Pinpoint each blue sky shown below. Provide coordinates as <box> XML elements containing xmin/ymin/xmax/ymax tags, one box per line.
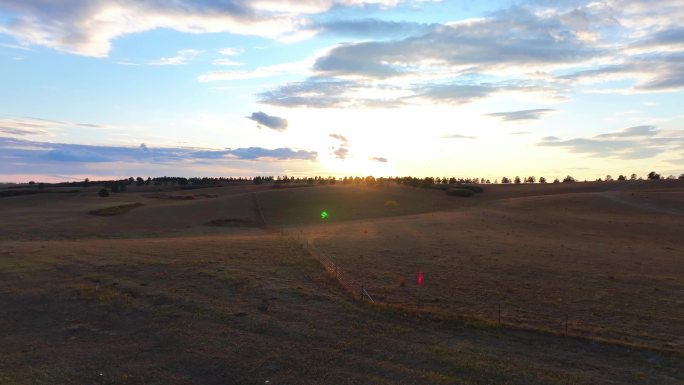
<box><xmin>0</xmin><ymin>0</ymin><xmax>682</xmax><ymax>182</ymax></box>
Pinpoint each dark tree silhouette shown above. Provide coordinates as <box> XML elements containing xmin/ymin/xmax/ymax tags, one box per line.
<box><xmin>539</xmin><ymin>176</ymin><xmax>546</xmax><ymax>183</ymax></box>
<box><xmin>647</xmin><ymin>171</ymin><xmax>661</xmax><ymax>180</ymax></box>
<box><xmin>617</xmin><ymin>175</ymin><xmax>626</xmax><ymax>181</ymax></box>
<box><xmin>563</xmin><ymin>175</ymin><xmax>576</xmax><ymax>183</ymax></box>
<box><xmin>514</xmin><ymin>176</ymin><xmax>521</xmax><ymax>184</ymax></box>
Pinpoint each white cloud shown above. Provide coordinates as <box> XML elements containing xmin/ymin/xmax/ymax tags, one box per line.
<box><xmin>150</xmin><ymin>49</ymin><xmax>201</xmax><ymax>65</ymax></box>
<box><xmin>212</xmin><ymin>58</ymin><xmax>244</xmax><ymax>66</ymax></box>
<box><xmin>218</xmin><ymin>47</ymin><xmax>243</xmax><ymax>56</ymax></box>
<box><xmin>198</xmin><ymin>57</ymin><xmax>314</xmax><ymax>82</ymax></box>
<box><xmin>0</xmin><ymin>0</ymin><xmax>404</xmax><ymax>57</ymax></box>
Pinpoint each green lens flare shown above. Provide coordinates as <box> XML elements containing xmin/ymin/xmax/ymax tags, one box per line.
<box><xmin>320</xmin><ymin>211</ymin><xmax>328</xmax><ymax>219</ymax></box>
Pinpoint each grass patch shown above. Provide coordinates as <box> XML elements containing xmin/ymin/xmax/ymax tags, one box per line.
<box><xmin>446</xmin><ymin>188</ymin><xmax>475</xmax><ymax>197</ymax></box>
<box><xmin>89</xmin><ymin>202</ymin><xmax>144</xmax><ymax>216</ymax></box>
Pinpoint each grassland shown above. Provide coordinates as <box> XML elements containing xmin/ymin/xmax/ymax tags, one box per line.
<box><xmin>0</xmin><ymin>180</ymin><xmax>682</xmax><ymax>384</ymax></box>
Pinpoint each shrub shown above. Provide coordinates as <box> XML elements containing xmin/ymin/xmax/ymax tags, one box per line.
<box><xmin>98</xmin><ymin>188</ymin><xmax>110</xmax><ymax>197</ymax></box>
<box><xmin>460</xmin><ymin>185</ymin><xmax>483</xmax><ymax>193</ymax></box>
<box><xmin>446</xmin><ymin>188</ymin><xmax>474</xmax><ymax>197</ymax></box>
<box><xmin>384</xmin><ymin>199</ymin><xmax>400</xmax><ymax>208</ymax></box>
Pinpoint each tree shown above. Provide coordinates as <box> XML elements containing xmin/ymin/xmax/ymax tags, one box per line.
<box><xmin>514</xmin><ymin>176</ymin><xmax>521</xmax><ymax>184</ymax></box>
<box><xmin>253</xmin><ymin>176</ymin><xmax>264</xmax><ymax>185</ymax></box>
<box><xmin>136</xmin><ymin>177</ymin><xmax>145</xmax><ymax>186</ymax></box>
<box><xmin>539</xmin><ymin>176</ymin><xmax>546</xmax><ymax>183</ymax></box>
<box><xmin>647</xmin><ymin>171</ymin><xmax>661</xmax><ymax>180</ymax></box>
<box><xmin>679</xmin><ymin>174</ymin><xmax>684</xmax><ymax>180</ymax></box>
<box><xmin>630</xmin><ymin>173</ymin><xmax>638</xmax><ymax>181</ymax></box>
<box><xmin>526</xmin><ymin>176</ymin><xmax>536</xmax><ymax>183</ymax></box>
<box><xmin>553</xmin><ymin>178</ymin><xmax>560</xmax><ymax>184</ymax></box>
<box><xmin>98</xmin><ymin>188</ymin><xmax>110</xmax><ymax>197</ymax></box>
<box><xmin>563</xmin><ymin>175</ymin><xmax>576</xmax><ymax>183</ymax></box>
<box><xmin>501</xmin><ymin>177</ymin><xmax>511</xmax><ymax>184</ymax></box>
<box><xmin>617</xmin><ymin>175</ymin><xmax>626</xmax><ymax>181</ymax></box>
<box><xmin>605</xmin><ymin>175</ymin><xmax>613</xmax><ymax>182</ymax></box>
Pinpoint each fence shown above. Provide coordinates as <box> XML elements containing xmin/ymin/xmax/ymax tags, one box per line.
<box><xmin>250</xmin><ymin>192</ymin><xmax>676</xmax><ymax>353</ymax></box>
<box><xmin>252</xmin><ymin>192</ymin><xmax>374</xmax><ymax>302</ymax></box>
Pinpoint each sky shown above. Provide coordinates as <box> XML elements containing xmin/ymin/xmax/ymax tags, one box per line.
<box><xmin>0</xmin><ymin>0</ymin><xmax>683</xmax><ymax>183</ymax></box>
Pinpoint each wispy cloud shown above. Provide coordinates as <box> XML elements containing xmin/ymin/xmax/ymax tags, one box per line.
<box><xmin>0</xmin><ymin>116</ymin><xmax>106</xmax><ymax>139</ymax></box>
<box><xmin>487</xmin><ymin>109</ymin><xmax>556</xmax><ymax>121</ymax></box>
<box><xmin>150</xmin><ymin>49</ymin><xmax>201</xmax><ymax>65</ymax></box>
<box><xmin>0</xmin><ymin>137</ymin><xmax>317</xmax><ymax>170</ymax></box>
<box><xmin>369</xmin><ymin>156</ymin><xmax>387</xmax><ymax>162</ymax></box>
<box><xmin>538</xmin><ymin>125</ymin><xmax>684</xmax><ymax>159</ymax></box>
<box><xmin>329</xmin><ymin>133</ymin><xmax>348</xmax><ymax>143</ymax></box>
<box><xmin>442</xmin><ymin>134</ymin><xmax>476</xmax><ymax>139</ymax></box>
<box><xmin>0</xmin><ymin>0</ymin><xmax>402</xmax><ymax>57</ymax></box>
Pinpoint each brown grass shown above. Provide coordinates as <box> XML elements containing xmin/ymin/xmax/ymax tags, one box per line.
<box><xmin>89</xmin><ymin>202</ymin><xmax>144</xmax><ymax>216</ymax></box>
<box><xmin>0</xmin><ymin>180</ymin><xmax>683</xmax><ymax>384</ymax></box>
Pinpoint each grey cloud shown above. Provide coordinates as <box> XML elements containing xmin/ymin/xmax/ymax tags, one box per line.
<box><xmin>487</xmin><ymin>108</ymin><xmax>555</xmax><ymax>121</ymax></box>
<box><xmin>0</xmin><ymin>137</ymin><xmax>318</xmax><ymax>171</ymax></box>
<box><xmin>511</xmin><ymin>131</ymin><xmax>531</xmax><ymax>135</ymax></box>
<box><xmin>246</xmin><ymin>111</ymin><xmax>288</xmax><ymax>131</ymax></box>
<box><xmin>228</xmin><ymin>147</ymin><xmax>317</xmax><ymax>161</ymax></box>
<box><xmin>258</xmin><ymin>77</ymin><xmax>403</xmax><ymax>108</ymax></box>
<box><xmin>413</xmin><ymin>84</ymin><xmax>494</xmax><ymax>105</ymax></box>
<box><xmin>594</xmin><ymin>125</ymin><xmax>656</xmax><ymax>139</ymax></box>
<box><xmin>538</xmin><ymin>125</ymin><xmax>684</xmax><ymax>160</ymax></box>
<box><xmin>631</xmin><ymin>27</ymin><xmax>684</xmax><ymax>49</ymax></box>
<box><xmin>369</xmin><ymin>156</ymin><xmax>387</xmax><ymax>162</ymax></box>
<box><xmin>329</xmin><ymin>134</ymin><xmax>348</xmax><ymax>143</ymax></box>
<box><xmin>0</xmin><ymin>0</ymin><xmax>401</xmax><ymax>57</ymax></box>
<box><xmin>561</xmin><ymin>53</ymin><xmax>684</xmax><ymax>92</ymax></box>
<box><xmin>312</xmin><ymin>7</ymin><xmax>600</xmax><ymax>79</ymax></box>
<box><xmin>333</xmin><ymin>146</ymin><xmax>349</xmax><ymax>159</ymax></box>
<box><xmin>316</xmin><ymin>19</ymin><xmax>434</xmax><ymax>39</ymax></box>
<box><xmin>0</xmin><ymin>126</ymin><xmax>39</xmax><ymax>136</ymax></box>
<box><xmin>442</xmin><ymin>134</ymin><xmax>476</xmax><ymax>139</ymax></box>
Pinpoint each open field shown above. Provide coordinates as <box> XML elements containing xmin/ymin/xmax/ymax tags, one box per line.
<box><xmin>1</xmin><ymin>180</ymin><xmax>683</xmax><ymax>384</ymax></box>
<box><xmin>290</xmin><ymin>183</ymin><xmax>684</xmax><ymax>353</ymax></box>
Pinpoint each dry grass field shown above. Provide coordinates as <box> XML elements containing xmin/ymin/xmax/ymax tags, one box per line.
<box><xmin>1</xmin><ymin>180</ymin><xmax>682</xmax><ymax>384</ymax></box>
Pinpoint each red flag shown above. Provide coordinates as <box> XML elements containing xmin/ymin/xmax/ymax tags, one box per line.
<box><xmin>418</xmin><ymin>271</ymin><xmax>424</xmax><ymax>286</ymax></box>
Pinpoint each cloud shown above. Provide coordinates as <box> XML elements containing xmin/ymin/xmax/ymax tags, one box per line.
<box><xmin>315</xmin><ymin>19</ymin><xmax>433</xmax><ymax>39</ymax></box>
<box><xmin>0</xmin><ymin>0</ymin><xmax>401</xmax><ymax>57</ymax></box>
<box><xmin>258</xmin><ymin>77</ymin><xmax>364</xmax><ymax>108</ymax></box>
<box><xmin>212</xmin><ymin>59</ymin><xmax>244</xmax><ymax>66</ymax></box>
<box><xmin>218</xmin><ymin>47</ymin><xmax>243</xmax><ymax>56</ymax></box>
<box><xmin>150</xmin><ymin>49</ymin><xmax>201</xmax><ymax>65</ymax></box>
<box><xmin>412</xmin><ymin>84</ymin><xmax>495</xmax><ymax>105</ymax></box>
<box><xmin>198</xmin><ymin>58</ymin><xmax>312</xmax><ymax>82</ymax></box>
<box><xmin>442</xmin><ymin>134</ymin><xmax>476</xmax><ymax>139</ymax></box>
<box><xmin>0</xmin><ymin>137</ymin><xmax>317</xmax><ymax>171</ymax></box>
<box><xmin>225</xmin><ymin>147</ymin><xmax>317</xmax><ymax>161</ymax></box>
<box><xmin>246</xmin><ymin>111</ymin><xmax>288</xmax><ymax>131</ymax></box>
<box><xmin>311</xmin><ymin>7</ymin><xmax>601</xmax><ymax>80</ymax></box>
<box><xmin>329</xmin><ymin>134</ymin><xmax>348</xmax><ymax>143</ymax></box>
<box><xmin>538</xmin><ymin>125</ymin><xmax>684</xmax><ymax>159</ymax></box>
<box><xmin>0</xmin><ymin>116</ymin><xmax>107</xmax><ymax>138</ymax></box>
<box><xmin>487</xmin><ymin>108</ymin><xmax>555</xmax><ymax>121</ymax></box>
<box><xmin>560</xmin><ymin>52</ymin><xmax>684</xmax><ymax>92</ymax></box>
<box><xmin>369</xmin><ymin>156</ymin><xmax>387</xmax><ymax>162</ymax></box>
<box><xmin>333</xmin><ymin>146</ymin><xmax>349</xmax><ymax>159</ymax></box>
